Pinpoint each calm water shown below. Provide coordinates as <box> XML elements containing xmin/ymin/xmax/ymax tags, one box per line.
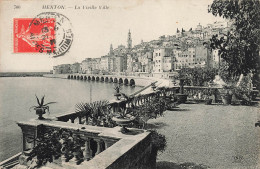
<box><xmin>0</xmin><ymin>77</ymin><xmax>141</xmax><ymax>161</ymax></box>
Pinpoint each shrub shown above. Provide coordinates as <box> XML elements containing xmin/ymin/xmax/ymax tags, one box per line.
<box><xmin>176</xmin><ymin>67</ymin><xmax>218</xmax><ymax>86</ymax></box>
<box><xmin>149</xmin><ymin>130</ymin><xmax>167</xmax><ymax>154</ymax></box>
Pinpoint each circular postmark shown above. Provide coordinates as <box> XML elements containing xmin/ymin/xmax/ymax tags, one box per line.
<box><xmin>29</xmin><ymin>12</ymin><xmax>73</xmax><ymax>58</ymax></box>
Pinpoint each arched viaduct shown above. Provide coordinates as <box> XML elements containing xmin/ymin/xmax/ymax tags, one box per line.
<box><xmin>67</xmin><ymin>74</ymin><xmax>157</xmax><ymax>87</ymax></box>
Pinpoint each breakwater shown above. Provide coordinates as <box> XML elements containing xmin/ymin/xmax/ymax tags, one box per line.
<box><xmin>0</xmin><ymin>72</ymin><xmax>50</xmax><ymax>77</ymax></box>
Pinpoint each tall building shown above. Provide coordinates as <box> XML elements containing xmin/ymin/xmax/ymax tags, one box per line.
<box><xmin>127</xmin><ymin>29</ymin><xmax>132</xmax><ymax>49</ymax></box>
<box><xmin>53</xmin><ymin>64</ymin><xmax>71</xmax><ymax>74</ymax></box>
<box><xmin>153</xmin><ymin>47</ymin><xmax>174</xmax><ymax>73</ymax></box>
<box><xmin>139</xmin><ymin>51</ymin><xmax>153</xmax><ymax>72</ymax></box>
<box><xmin>109</xmin><ymin>44</ymin><xmax>114</xmax><ymax>55</ymax></box>
<box><xmin>71</xmin><ymin>62</ymin><xmax>81</xmax><ymax>73</ymax></box>
<box><xmin>80</xmin><ymin>58</ymin><xmax>100</xmax><ymax>74</ymax></box>
<box><xmin>195</xmin><ymin>44</ymin><xmax>211</xmax><ymax>68</ymax></box>
<box><xmin>114</xmin><ymin>56</ymin><xmax>124</xmax><ymax>72</ymax></box>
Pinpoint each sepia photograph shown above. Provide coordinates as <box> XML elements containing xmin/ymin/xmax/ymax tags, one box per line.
<box><xmin>0</xmin><ymin>0</ymin><xmax>259</xmax><ymax>168</ymax></box>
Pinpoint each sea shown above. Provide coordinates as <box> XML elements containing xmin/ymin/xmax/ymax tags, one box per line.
<box><xmin>0</xmin><ymin>77</ymin><xmax>142</xmax><ymax>161</ymax></box>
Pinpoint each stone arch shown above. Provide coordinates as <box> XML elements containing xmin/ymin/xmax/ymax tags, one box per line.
<box><xmin>114</xmin><ymin>78</ymin><xmax>118</xmax><ymax>83</ymax></box>
<box><xmin>71</xmin><ymin>75</ymin><xmax>74</xmax><ymax>79</ymax></box>
<box><xmin>84</xmin><ymin>76</ymin><xmax>87</xmax><ymax>80</ymax></box>
<box><xmin>124</xmin><ymin>79</ymin><xmax>129</xmax><ymax>85</ymax></box>
<box><xmin>91</xmin><ymin>76</ymin><xmax>95</xmax><ymax>81</ymax></box>
<box><xmin>105</xmin><ymin>77</ymin><xmax>109</xmax><ymax>82</ymax></box>
<box><xmin>109</xmin><ymin>77</ymin><xmax>113</xmax><ymax>83</ymax></box>
<box><xmin>101</xmin><ymin>77</ymin><xmax>104</xmax><ymax>82</ymax></box>
<box><xmin>77</xmin><ymin>75</ymin><xmax>80</xmax><ymax>80</ymax></box>
<box><xmin>88</xmin><ymin>76</ymin><xmax>91</xmax><ymax>81</ymax></box>
<box><xmin>129</xmin><ymin>79</ymin><xmax>135</xmax><ymax>86</ymax></box>
<box><xmin>96</xmin><ymin>76</ymin><xmax>100</xmax><ymax>81</ymax></box>
<box><xmin>80</xmin><ymin>76</ymin><xmax>83</xmax><ymax>80</ymax></box>
<box><xmin>67</xmin><ymin>75</ymin><xmax>71</xmax><ymax>79</ymax></box>
<box><xmin>119</xmin><ymin>78</ymin><xmax>123</xmax><ymax>84</ymax></box>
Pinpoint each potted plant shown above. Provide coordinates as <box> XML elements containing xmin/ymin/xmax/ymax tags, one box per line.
<box><xmin>218</xmin><ymin>85</ymin><xmax>233</xmax><ymax>105</ymax></box>
<box><xmin>176</xmin><ymin>78</ymin><xmax>188</xmax><ymax>103</ymax></box>
<box><xmin>30</xmin><ymin>95</ymin><xmax>56</xmax><ymax>120</ymax></box>
<box><xmin>114</xmin><ymin>84</ymin><xmax>122</xmax><ymax>100</ymax></box>
<box><xmin>151</xmin><ymin>82</ymin><xmax>157</xmax><ymax>91</ymax></box>
<box><xmin>204</xmin><ymin>95</ymin><xmax>213</xmax><ymax>105</ymax></box>
<box><xmin>112</xmin><ymin>108</ymin><xmax>135</xmax><ymax>133</ymax></box>
<box><xmin>25</xmin><ymin>129</ymin><xmax>62</xmax><ymax>168</ymax></box>
<box><xmin>76</xmin><ymin>100</ymin><xmax>110</xmax><ymax>126</ymax></box>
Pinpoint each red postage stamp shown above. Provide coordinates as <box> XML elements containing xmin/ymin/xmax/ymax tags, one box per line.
<box><xmin>13</xmin><ymin>18</ymin><xmax>56</xmax><ymax>54</ymax></box>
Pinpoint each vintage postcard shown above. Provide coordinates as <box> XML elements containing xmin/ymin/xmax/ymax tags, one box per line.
<box><xmin>0</xmin><ymin>0</ymin><xmax>259</xmax><ymax>169</ymax></box>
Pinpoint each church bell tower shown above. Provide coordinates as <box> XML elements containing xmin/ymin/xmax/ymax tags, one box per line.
<box><xmin>127</xmin><ymin>29</ymin><xmax>132</xmax><ymax>49</ymax></box>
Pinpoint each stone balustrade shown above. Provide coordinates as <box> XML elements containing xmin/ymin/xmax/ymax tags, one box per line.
<box><xmin>16</xmin><ymin>120</ymin><xmax>154</xmax><ymax>169</ymax></box>
<box><xmin>55</xmin><ymin>87</ymin><xmax>178</xmax><ymax>124</ymax></box>
<box><xmin>171</xmin><ymin>86</ymin><xmax>222</xmax><ymax>101</ymax></box>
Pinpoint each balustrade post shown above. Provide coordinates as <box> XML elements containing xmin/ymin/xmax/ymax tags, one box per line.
<box><xmin>79</xmin><ymin>116</ymin><xmax>82</xmax><ymax>124</ymax></box>
<box><xmin>84</xmin><ymin>138</ymin><xmax>92</xmax><ymax>161</ymax></box>
<box><xmin>70</xmin><ymin>118</ymin><xmax>75</xmax><ymax>123</ymax></box>
<box><xmin>104</xmin><ymin>140</ymin><xmax>114</xmax><ymax>149</ymax></box>
<box><xmin>95</xmin><ymin>139</ymin><xmax>102</xmax><ymax>156</ymax></box>
<box><xmin>179</xmin><ymin>79</ymin><xmax>184</xmax><ymax>94</ymax></box>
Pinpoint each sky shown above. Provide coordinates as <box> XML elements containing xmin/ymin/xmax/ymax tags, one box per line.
<box><xmin>0</xmin><ymin>0</ymin><xmax>224</xmax><ymax>72</ymax></box>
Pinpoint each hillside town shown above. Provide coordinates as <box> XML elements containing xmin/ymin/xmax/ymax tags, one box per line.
<box><xmin>53</xmin><ymin>21</ymin><xmax>230</xmax><ymax>78</ymax></box>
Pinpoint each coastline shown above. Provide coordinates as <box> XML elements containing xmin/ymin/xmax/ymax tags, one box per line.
<box><xmin>0</xmin><ymin>72</ymin><xmax>51</xmax><ymax>77</ymax></box>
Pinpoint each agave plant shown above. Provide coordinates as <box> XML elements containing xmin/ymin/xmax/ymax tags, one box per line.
<box><xmin>30</xmin><ymin>95</ymin><xmax>56</xmax><ymax>120</ymax></box>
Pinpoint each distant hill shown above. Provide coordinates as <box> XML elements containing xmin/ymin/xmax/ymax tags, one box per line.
<box><xmin>0</xmin><ymin>72</ymin><xmax>51</xmax><ymax>77</ymax></box>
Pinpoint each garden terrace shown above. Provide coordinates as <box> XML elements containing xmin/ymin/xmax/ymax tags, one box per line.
<box><xmin>13</xmin><ymin>120</ymin><xmax>154</xmax><ymax>169</ymax></box>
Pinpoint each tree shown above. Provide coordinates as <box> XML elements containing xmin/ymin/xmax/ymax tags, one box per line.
<box><xmin>208</xmin><ymin>0</ymin><xmax>260</xmax><ymax>80</ymax></box>
<box><xmin>189</xmin><ymin>28</ymin><xmax>192</xmax><ymax>32</ymax></box>
<box><xmin>177</xmin><ymin>28</ymin><xmax>180</xmax><ymax>33</ymax></box>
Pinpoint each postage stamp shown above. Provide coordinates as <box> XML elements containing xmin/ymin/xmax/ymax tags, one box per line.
<box><xmin>13</xmin><ymin>18</ymin><xmax>56</xmax><ymax>54</ymax></box>
<box><xmin>13</xmin><ymin>12</ymin><xmax>73</xmax><ymax>57</ymax></box>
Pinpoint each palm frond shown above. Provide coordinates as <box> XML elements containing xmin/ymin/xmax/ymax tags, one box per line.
<box><xmin>43</xmin><ymin>102</ymin><xmax>57</xmax><ymax>106</ymax></box>
<box><xmin>29</xmin><ymin>106</ymin><xmax>37</xmax><ymax>111</ymax></box>
<box><xmin>35</xmin><ymin>95</ymin><xmax>41</xmax><ymax>106</ymax></box>
<box><xmin>41</xmin><ymin>95</ymin><xmax>45</xmax><ymax>107</ymax></box>
<box><xmin>75</xmin><ymin>102</ymin><xmax>88</xmax><ymax>112</ymax></box>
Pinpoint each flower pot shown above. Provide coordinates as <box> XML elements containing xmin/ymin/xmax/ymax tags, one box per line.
<box><xmin>151</xmin><ymin>86</ymin><xmax>156</xmax><ymax>91</ymax></box>
<box><xmin>218</xmin><ymin>88</ymin><xmax>233</xmax><ymax>105</ymax></box>
<box><xmin>176</xmin><ymin>94</ymin><xmax>188</xmax><ymax>103</ymax></box>
<box><xmin>114</xmin><ymin>93</ymin><xmax>121</xmax><ymax>100</ymax></box>
<box><xmin>205</xmin><ymin>99</ymin><xmax>213</xmax><ymax>105</ymax></box>
<box><xmin>220</xmin><ymin>94</ymin><xmax>232</xmax><ymax>105</ymax></box>
<box><xmin>112</xmin><ymin>116</ymin><xmax>135</xmax><ymax>133</ymax></box>
<box><xmin>34</xmin><ymin>107</ymin><xmax>47</xmax><ymax>120</ymax></box>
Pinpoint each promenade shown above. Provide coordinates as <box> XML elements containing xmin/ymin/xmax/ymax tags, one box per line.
<box><xmin>150</xmin><ymin>103</ymin><xmax>260</xmax><ymax>169</ymax></box>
